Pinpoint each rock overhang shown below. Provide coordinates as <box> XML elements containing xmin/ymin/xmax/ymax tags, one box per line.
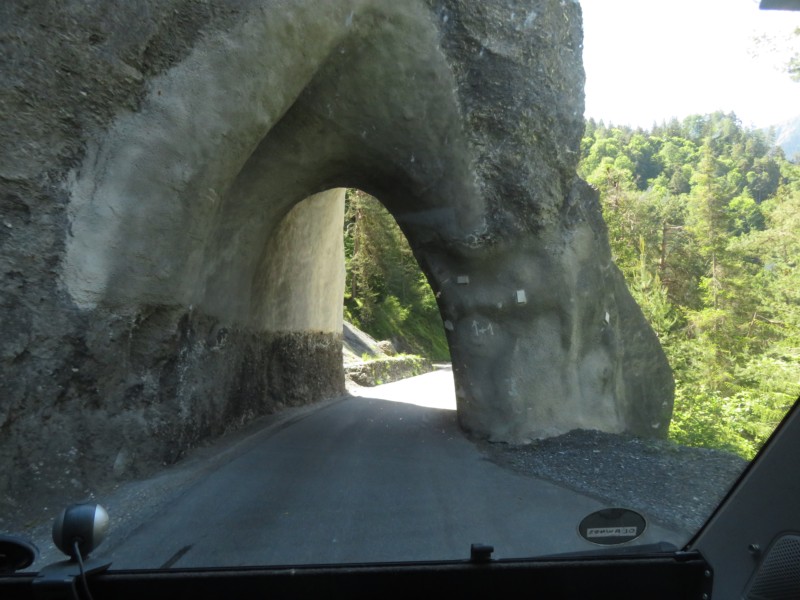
<box><xmin>0</xmin><ymin>0</ymin><xmax>673</xmax><ymax>521</ymax></box>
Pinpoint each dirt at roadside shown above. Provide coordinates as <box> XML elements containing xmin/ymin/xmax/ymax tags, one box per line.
<box><xmin>480</xmin><ymin>429</ymin><xmax>748</xmax><ymax>535</ymax></box>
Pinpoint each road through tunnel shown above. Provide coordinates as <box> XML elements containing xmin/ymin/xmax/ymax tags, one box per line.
<box><xmin>1</xmin><ymin>0</ymin><xmax>673</xmax><ymax>519</ymax></box>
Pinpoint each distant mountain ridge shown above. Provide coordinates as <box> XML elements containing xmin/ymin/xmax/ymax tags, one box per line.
<box><xmin>775</xmin><ymin>115</ymin><xmax>800</xmax><ymax>160</ymax></box>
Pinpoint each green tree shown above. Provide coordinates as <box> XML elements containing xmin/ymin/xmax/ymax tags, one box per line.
<box><xmin>687</xmin><ymin>140</ymin><xmax>730</xmax><ymax>309</ymax></box>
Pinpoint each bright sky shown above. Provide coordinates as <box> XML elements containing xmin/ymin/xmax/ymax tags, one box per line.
<box><xmin>581</xmin><ymin>0</ymin><xmax>800</xmax><ymax>129</ymax></box>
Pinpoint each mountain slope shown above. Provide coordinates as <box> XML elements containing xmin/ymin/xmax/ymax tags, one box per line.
<box><xmin>776</xmin><ymin>115</ymin><xmax>800</xmax><ymax>160</ymax></box>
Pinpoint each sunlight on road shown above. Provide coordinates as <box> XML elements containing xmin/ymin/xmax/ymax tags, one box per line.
<box><xmin>350</xmin><ymin>365</ymin><xmax>457</xmax><ymax>410</ymax></box>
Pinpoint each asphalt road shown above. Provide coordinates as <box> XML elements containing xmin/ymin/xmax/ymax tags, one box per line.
<box><xmin>45</xmin><ymin>367</ymin><xmax>685</xmax><ymax>568</ymax></box>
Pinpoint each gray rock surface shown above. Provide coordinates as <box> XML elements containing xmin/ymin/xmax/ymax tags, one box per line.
<box><xmin>342</xmin><ymin>322</ymin><xmax>431</xmax><ymax>387</ymax></box>
<box><xmin>1</xmin><ymin>0</ymin><xmax>672</xmax><ymax>523</ymax></box>
<box><xmin>342</xmin><ymin>321</ymin><xmax>388</xmax><ymax>365</ymax></box>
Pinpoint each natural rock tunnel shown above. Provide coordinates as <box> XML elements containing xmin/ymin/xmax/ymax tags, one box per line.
<box><xmin>1</xmin><ymin>0</ymin><xmax>673</xmax><ymax>514</ymax></box>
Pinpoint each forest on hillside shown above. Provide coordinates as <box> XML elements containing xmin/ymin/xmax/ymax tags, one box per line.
<box><xmin>581</xmin><ymin>112</ymin><xmax>799</xmax><ymax>458</ymax></box>
<box><xmin>344</xmin><ymin>111</ymin><xmax>800</xmax><ymax>459</ymax></box>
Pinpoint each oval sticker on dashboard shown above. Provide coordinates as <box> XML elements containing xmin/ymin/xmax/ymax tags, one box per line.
<box><xmin>578</xmin><ymin>508</ymin><xmax>646</xmax><ymax>545</ymax></box>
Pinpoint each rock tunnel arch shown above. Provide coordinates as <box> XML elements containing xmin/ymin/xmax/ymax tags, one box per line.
<box><xmin>0</xmin><ymin>1</ymin><xmax>679</xmax><ymax>520</ymax></box>
<box><xmin>63</xmin><ymin>0</ymin><xmax>482</xmax><ymax>323</ymax></box>
<box><xmin>0</xmin><ymin>0</ymin><xmax>681</xmax><ymax>519</ymax></box>
<box><xmin>60</xmin><ymin>0</ymin><xmax>673</xmax><ymax>452</ymax></box>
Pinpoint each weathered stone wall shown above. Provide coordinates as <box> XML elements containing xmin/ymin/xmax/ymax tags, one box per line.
<box><xmin>407</xmin><ymin>1</ymin><xmax>673</xmax><ymax>441</ymax></box>
<box><xmin>0</xmin><ymin>0</ymin><xmax>673</xmax><ymax>523</ymax></box>
<box><xmin>1</xmin><ymin>0</ymin><xmax>352</xmax><ymax>523</ymax></box>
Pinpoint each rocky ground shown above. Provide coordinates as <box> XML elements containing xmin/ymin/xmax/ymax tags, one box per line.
<box><xmin>480</xmin><ymin>429</ymin><xmax>749</xmax><ymax>535</ymax></box>
<box><xmin>342</xmin><ymin>321</ymin><xmax>434</xmax><ymax>386</ymax></box>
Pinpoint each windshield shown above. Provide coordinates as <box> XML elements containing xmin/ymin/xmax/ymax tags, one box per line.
<box><xmin>2</xmin><ymin>0</ymin><xmax>799</xmax><ymax>571</ymax></box>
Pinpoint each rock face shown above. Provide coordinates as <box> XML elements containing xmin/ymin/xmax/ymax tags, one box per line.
<box><xmin>0</xmin><ymin>0</ymin><xmax>673</xmax><ymax>520</ymax></box>
<box><xmin>342</xmin><ymin>322</ymin><xmax>432</xmax><ymax>386</ymax></box>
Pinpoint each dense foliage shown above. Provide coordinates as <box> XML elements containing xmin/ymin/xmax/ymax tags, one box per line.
<box><xmin>343</xmin><ymin>189</ymin><xmax>450</xmax><ymax>361</ymax></box>
<box><xmin>581</xmin><ymin>112</ymin><xmax>800</xmax><ymax>458</ymax></box>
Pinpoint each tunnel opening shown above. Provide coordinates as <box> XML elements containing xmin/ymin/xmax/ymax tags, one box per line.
<box><xmin>342</xmin><ymin>188</ymin><xmax>451</xmax><ymax>364</ymax></box>
<box><xmin>246</xmin><ymin>172</ymin><xmax>456</xmax><ymax>397</ymax></box>
<box><xmin>266</xmin><ymin>185</ymin><xmax>453</xmax><ymax>389</ymax></box>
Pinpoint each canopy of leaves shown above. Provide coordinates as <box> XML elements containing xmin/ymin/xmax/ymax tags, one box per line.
<box><xmin>581</xmin><ymin>112</ymin><xmax>800</xmax><ymax>459</ymax></box>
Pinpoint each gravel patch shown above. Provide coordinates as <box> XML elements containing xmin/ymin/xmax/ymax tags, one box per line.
<box><xmin>480</xmin><ymin>429</ymin><xmax>748</xmax><ymax>535</ymax></box>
